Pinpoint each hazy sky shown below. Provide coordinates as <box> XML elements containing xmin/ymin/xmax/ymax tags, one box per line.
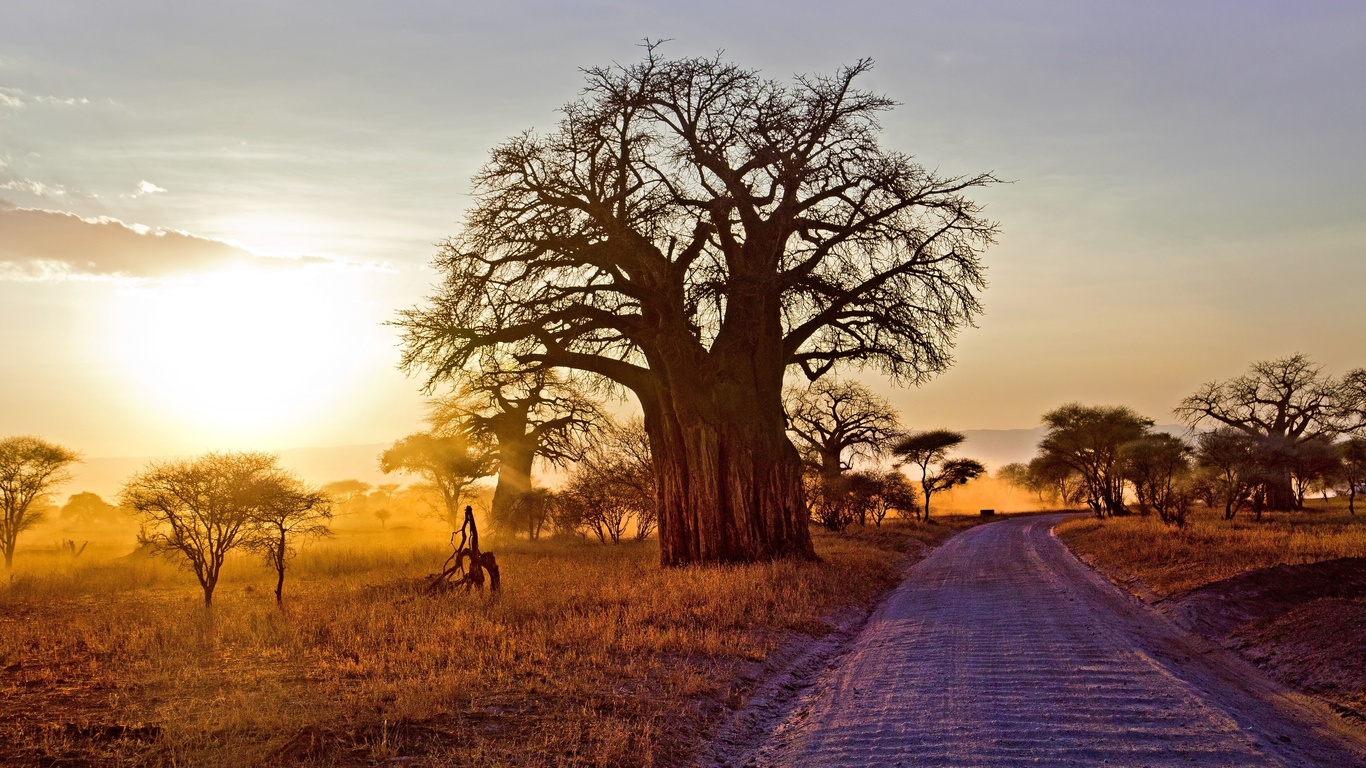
<box><xmin>2</xmin><ymin>1</ymin><xmax>1364</xmax><ymax>458</ymax></box>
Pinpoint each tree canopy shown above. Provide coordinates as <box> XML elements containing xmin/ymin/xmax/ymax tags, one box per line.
<box><xmin>1037</xmin><ymin>404</ymin><xmax>1154</xmax><ymax>517</ymax></box>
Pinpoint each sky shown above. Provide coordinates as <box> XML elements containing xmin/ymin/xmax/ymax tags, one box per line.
<box><xmin>2</xmin><ymin>0</ymin><xmax>1364</xmax><ymax>461</ymax></box>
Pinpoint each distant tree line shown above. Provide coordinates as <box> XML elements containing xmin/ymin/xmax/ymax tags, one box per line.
<box><xmin>1001</xmin><ymin>355</ymin><xmax>1366</xmax><ymax>527</ymax></box>
<box><xmin>784</xmin><ymin>379</ymin><xmax>983</xmax><ymax>531</ymax></box>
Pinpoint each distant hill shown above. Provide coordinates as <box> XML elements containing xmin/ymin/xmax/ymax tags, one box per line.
<box><xmin>65</xmin><ymin>443</ymin><xmax>392</xmax><ymax>501</ymax></box>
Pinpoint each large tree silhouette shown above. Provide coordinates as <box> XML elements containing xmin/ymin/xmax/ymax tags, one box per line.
<box><xmin>397</xmin><ymin>46</ymin><xmax>997</xmax><ymax>565</ymax></box>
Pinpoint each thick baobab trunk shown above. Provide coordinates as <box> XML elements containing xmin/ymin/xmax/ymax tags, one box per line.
<box><xmin>1266</xmin><ymin>472</ymin><xmax>1298</xmax><ymax>511</ymax></box>
<box><xmin>490</xmin><ymin>437</ymin><xmax>535</xmax><ymax>530</ymax></box>
<box><xmin>642</xmin><ymin>363</ymin><xmax>816</xmax><ymax>566</ymax></box>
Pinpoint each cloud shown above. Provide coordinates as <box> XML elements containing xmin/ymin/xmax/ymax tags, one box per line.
<box><xmin>0</xmin><ymin>200</ymin><xmax>328</xmax><ymax>280</ymax></box>
<box><xmin>0</xmin><ymin>86</ymin><xmax>88</xmax><ymax>108</ymax></box>
<box><xmin>34</xmin><ymin>95</ymin><xmax>89</xmax><ymax>106</ymax></box>
<box><xmin>1</xmin><ymin>178</ymin><xmax>69</xmax><ymax>197</ymax></box>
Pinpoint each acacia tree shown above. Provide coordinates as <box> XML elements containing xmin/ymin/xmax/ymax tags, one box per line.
<box><xmin>1119</xmin><ymin>433</ymin><xmax>1193</xmax><ymax>527</ymax></box>
<box><xmin>396</xmin><ymin>47</ymin><xmax>997</xmax><ymax>566</ymax></box>
<box><xmin>1176</xmin><ymin>355</ymin><xmax>1366</xmax><ymax>510</ymax></box>
<box><xmin>1192</xmin><ymin>428</ymin><xmax>1264</xmax><ymax>521</ymax></box>
<box><xmin>247</xmin><ymin>473</ymin><xmax>331</xmax><ymax>606</ymax></box>
<box><xmin>1286</xmin><ymin>437</ymin><xmax>1342</xmax><ymax>509</ymax></box>
<box><xmin>785</xmin><ymin>378</ymin><xmax>900</xmax><ymax>478</ymax></box>
<box><xmin>60</xmin><ymin>492</ymin><xmax>121</xmax><ymax>526</ymax></box>
<box><xmin>122</xmin><ymin>452</ymin><xmax>284</xmax><ymax>607</ymax></box>
<box><xmin>379</xmin><ymin>432</ymin><xmax>495</xmax><ymax>528</ymax></box>
<box><xmin>429</xmin><ymin>366</ymin><xmax>601</xmax><ymax>536</ymax></box>
<box><xmin>0</xmin><ymin>436</ymin><xmax>79</xmax><ymax>571</ymax></box>
<box><xmin>1337</xmin><ymin>437</ymin><xmax>1366</xmax><ymax>514</ymax></box>
<box><xmin>892</xmin><ymin>430</ymin><xmax>984</xmax><ymax>520</ymax></box>
<box><xmin>1036</xmin><ymin>404</ymin><xmax>1153</xmax><ymax>517</ymax></box>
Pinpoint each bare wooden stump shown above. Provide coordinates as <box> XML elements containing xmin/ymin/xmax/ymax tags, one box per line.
<box><xmin>427</xmin><ymin>505</ymin><xmax>501</xmax><ymax>593</ymax></box>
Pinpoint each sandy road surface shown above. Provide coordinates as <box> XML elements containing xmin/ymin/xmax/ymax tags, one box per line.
<box><xmin>745</xmin><ymin>514</ymin><xmax>1366</xmax><ymax>768</ymax></box>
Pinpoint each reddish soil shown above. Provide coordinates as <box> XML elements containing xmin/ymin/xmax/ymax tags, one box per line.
<box><xmin>1164</xmin><ymin>558</ymin><xmax>1366</xmax><ymax>722</ymax></box>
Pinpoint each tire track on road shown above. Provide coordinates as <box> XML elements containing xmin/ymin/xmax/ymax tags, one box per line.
<box><xmin>738</xmin><ymin>514</ymin><xmax>1366</xmax><ymax>768</ymax></box>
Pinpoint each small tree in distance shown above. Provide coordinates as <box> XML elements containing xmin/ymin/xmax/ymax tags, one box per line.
<box><xmin>558</xmin><ymin>419</ymin><xmax>657</xmax><ymax>543</ymax></box>
<box><xmin>1119</xmin><ymin>433</ymin><xmax>1193</xmax><ymax>527</ymax></box>
<box><xmin>1192</xmin><ymin>428</ymin><xmax>1262</xmax><ymax>521</ymax></box>
<box><xmin>1337</xmin><ymin>438</ymin><xmax>1366</xmax><ymax>514</ymax></box>
<box><xmin>1036</xmin><ymin>404</ymin><xmax>1153</xmax><ymax>517</ymax></box>
<box><xmin>374</xmin><ymin>508</ymin><xmax>392</xmax><ymax>529</ymax></box>
<box><xmin>380</xmin><ymin>432</ymin><xmax>495</xmax><ymax>529</ymax></box>
<box><xmin>893</xmin><ymin>430</ymin><xmax>984</xmax><ymax>520</ymax></box>
<box><xmin>0</xmin><ymin>436</ymin><xmax>80</xmax><ymax>571</ymax></box>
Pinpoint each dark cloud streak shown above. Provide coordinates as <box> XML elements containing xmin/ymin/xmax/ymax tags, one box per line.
<box><xmin>0</xmin><ymin>200</ymin><xmax>327</xmax><ymax>279</ymax></box>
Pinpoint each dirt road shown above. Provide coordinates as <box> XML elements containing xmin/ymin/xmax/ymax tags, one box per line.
<box><xmin>741</xmin><ymin>514</ymin><xmax>1366</xmax><ymax>767</ymax></box>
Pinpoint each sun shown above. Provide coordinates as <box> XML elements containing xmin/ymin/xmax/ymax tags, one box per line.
<box><xmin>105</xmin><ymin>265</ymin><xmax>379</xmax><ymax>446</ymax></box>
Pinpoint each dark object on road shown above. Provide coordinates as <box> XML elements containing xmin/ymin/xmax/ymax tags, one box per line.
<box><xmin>980</xmin><ymin>509</ymin><xmax>996</xmax><ymax>516</ymax></box>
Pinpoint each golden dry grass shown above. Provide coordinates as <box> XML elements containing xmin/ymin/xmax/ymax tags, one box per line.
<box><xmin>0</xmin><ymin>516</ymin><xmax>985</xmax><ymax>767</ymax></box>
<box><xmin>1056</xmin><ymin>499</ymin><xmax>1366</xmax><ymax>598</ymax></box>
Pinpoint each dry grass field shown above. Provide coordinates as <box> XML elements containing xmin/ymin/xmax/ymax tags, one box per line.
<box><xmin>0</xmin><ymin>515</ymin><xmax>986</xmax><ymax>768</ymax></box>
<box><xmin>1056</xmin><ymin>500</ymin><xmax>1366</xmax><ymax>598</ymax></box>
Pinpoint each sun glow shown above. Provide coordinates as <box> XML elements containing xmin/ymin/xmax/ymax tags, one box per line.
<box><xmin>106</xmin><ymin>265</ymin><xmax>382</xmax><ymax>446</ymax></box>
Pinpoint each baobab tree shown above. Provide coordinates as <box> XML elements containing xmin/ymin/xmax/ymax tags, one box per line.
<box><xmin>1176</xmin><ymin>355</ymin><xmax>1366</xmax><ymax>509</ymax></box>
<box><xmin>785</xmin><ymin>378</ymin><xmax>901</xmax><ymax>478</ymax></box>
<box><xmin>396</xmin><ymin>46</ymin><xmax>997</xmax><ymax>565</ymax></box>
<box><xmin>0</xmin><ymin>436</ymin><xmax>79</xmax><ymax>570</ymax></box>
<box><xmin>429</xmin><ymin>365</ymin><xmax>601</xmax><ymax>536</ymax></box>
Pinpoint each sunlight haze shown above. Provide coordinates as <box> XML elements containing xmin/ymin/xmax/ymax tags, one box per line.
<box><xmin>3</xmin><ymin>0</ymin><xmax>1364</xmax><ymax>463</ymax></box>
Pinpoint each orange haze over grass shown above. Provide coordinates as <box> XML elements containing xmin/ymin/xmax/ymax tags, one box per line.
<box><xmin>929</xmin><ymin>474</ymin><xmax>1053</xmax><ymax>516</ymax></box>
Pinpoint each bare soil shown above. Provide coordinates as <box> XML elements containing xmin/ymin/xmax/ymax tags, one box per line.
<box><xmin>1162</xmin><ymin>557</ymin><xmax>1366</xmax><ymax>721</ymax></box>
